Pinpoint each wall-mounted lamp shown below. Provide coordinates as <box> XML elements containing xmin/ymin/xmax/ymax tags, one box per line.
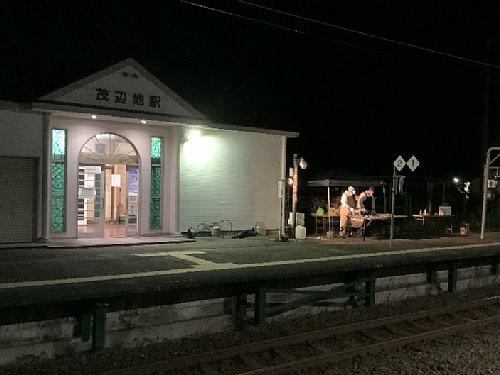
<box><xmin>298</xmin><ymin>157</ymin><xmax>308</xmax><ymax>169</ymax></box>
<box><xmin>183</xmin><ymin>129</ymin><xmax>216</xmax><ymax>166</ymax></box>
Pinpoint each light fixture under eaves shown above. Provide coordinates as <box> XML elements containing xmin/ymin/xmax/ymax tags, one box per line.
<box><xmin>141</xmin><ymin>120</ymin><xmax>146</xmax><ymax>124</ymax></box>
<box><xmin>91</xmin><ymin>115</ymin><xmax>97</xmax><ymax>119</ymax></box>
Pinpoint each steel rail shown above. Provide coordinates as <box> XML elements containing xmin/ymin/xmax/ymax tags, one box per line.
<box><xmin>241</xmin><ymin>312</ymin><xmax>500</xmax><ymax>375</ymax></box>
<box><xmin>94</xmin><ymin>296</ymin><xmax>500</xmax><ymax>375</ymax></box>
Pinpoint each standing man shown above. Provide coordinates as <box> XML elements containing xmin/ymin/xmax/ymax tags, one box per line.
<box><xmin>340</xmin><ymin>186</ymin><xmax>356</xmax><ymax>238</ymax></box>
<box><xmin>358</xmin><ymin>187</ymin><xmax>375</xmax><ymax>215</ymax></box>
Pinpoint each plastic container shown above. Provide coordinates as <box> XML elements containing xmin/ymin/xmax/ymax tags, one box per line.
<box><xmin>211</xmin><ymin>226</ymin><xmax>221</xmax><ymax>237</ymax></box>
<box><xmin>295</xmin><ymin>225</ymin><xmax>306</xmax><ymax>240</ymax></box>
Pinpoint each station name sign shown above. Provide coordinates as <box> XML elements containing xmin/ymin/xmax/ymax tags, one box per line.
<box><xmin>95</xmin><ymin>88</ymin><xmax>161</xmax><ymax>109</ymax></box>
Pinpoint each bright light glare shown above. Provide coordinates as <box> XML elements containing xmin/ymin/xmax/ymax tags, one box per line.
<box><xmin>183</xmin><ymin>134</ymin><xmax>216</xmax><ymax>165</ymax></box>
<box><xmin>187</xmin><ymin>130</ymin><xmax>201</xmax><ymax>140</ymax></box>
<box><xmin>453</xmin><ymin>177</ymin><xmax>459</xmax><ymax>184</ymax></box>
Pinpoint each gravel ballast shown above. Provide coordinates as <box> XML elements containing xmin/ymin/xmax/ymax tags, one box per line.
<box><xmin>2</xmin><ymin>286</ymin><xmax>500</xmax><ymax>375</ymax></box>
<box><xmin>322</xmin><ymin>325</ymin><xmax>500</xmax><ymax>375</ymax></box>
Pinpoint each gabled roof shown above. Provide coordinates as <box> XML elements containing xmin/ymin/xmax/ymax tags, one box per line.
<box><xmin>35</xmin><ymin>58</ymin><xmax>205</xmax><ymax>120</ymax></box>
<box><xmin>24</xmin><ymin>58</ymin><xmax>298</xmax><ymax>138</ymax></box>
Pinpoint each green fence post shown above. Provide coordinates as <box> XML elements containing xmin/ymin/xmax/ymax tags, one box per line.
<box><xmin>254</xmin><ymin>286</ymin><xmax>267</xmax><ymax>326</ymax></box>
<box><xmin>344</xmin><ymin>272</ymin><xmax>358</xmax><ymax>307</ymax></box>
<box><xmin>447</xmin><ymin>263</ymin><xmax>459</xmax><ymax>293</ymax></box>
<box><xmin>492</xmin><ymin>257</ymin><xmax>499</xmax><ymax>276</ymax></box>
<box><xmin>234</xmin><ymin>293</ymin><xmax>248</xmax><ymax>331</ymax></box>
<box><xmin>364</xmin><ymin>275</ymin><xmax>376</xmax><ymax>307</ymax></box>
<box><xmin>426</xmin><ymin>264</ymin><xmax>441</xmax><ymax>291</ymax></box>
<box><xmin>77</xmin><ymin>313</ymin><xmax>92</xmax><ymax>342</ymax></box>
<box><xmin>92</xmin><ymin>303</ymin><xmax>108</xmax><ymax>352</ymax></box>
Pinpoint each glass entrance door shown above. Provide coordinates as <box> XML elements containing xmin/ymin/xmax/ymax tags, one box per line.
<box><xmin>78</xmin><ymin>133</ymin><xmax>139</xmax><ymax>238</ymax></box>
<box><xmin>125</xmin><ymin>165</ymin><xmax>139</xmax><ymax>236</ymax></box>
<box><xmin>78</xmin><ymin>165</ymin><xmax>104</xmax><ymax>237</ymax></box>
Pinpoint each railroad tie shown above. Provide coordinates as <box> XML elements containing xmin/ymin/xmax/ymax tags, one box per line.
<box><xmin>272</xmin><ymin>347</ymin><xmax>297</xmax><ymax>362</ymax></box>
<box><xmin>238</xmin><ymin>353</ymin><xmax>263</xmax><ymax>370</ymax></box>
<box><xmin>306</xmin><ymin>341</ymin><xmax>332</xmax><ymax>355</ymax></box>
<box><xmin>428</xmin><ymin>315</ymin><xmax>454</xmax><ymax>327</ymax></box>
<box><xmin>198</xmin><ymin>363</ymin><xmax>220</xmax><ymax>375</ymax></box>
<box><xmin>384</xmin><ymin>325</ymin><xmax>413</xmax><ymax>337</ymax></box>
<box><xmin>359</xmin><ymin>329</ymin><xmax>386</xmax><ymax>342</ymax></box>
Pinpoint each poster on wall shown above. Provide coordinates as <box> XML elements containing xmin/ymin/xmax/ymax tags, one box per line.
<box><xmin>84</xmin><ymin>166</ymin><xmax>101</xmax><ymax>174</ymax></box>
<box><xmin>128</xmin><ymin>167</ymin><xmax>138</xmax><ymax>196</ymax></box>
<box><xmin>78</xmin><ymin>187</ymin><xmax>96</xmax><ymax>199</ymax></box>
<box><xmin>111</xmin><ymin>174</ymin><xmax>121</xmax><ymax>187</ymax></box>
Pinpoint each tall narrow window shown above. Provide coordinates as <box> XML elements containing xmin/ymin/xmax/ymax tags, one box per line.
<box><xmin>150</xmin><ymin>137</ymin><xmax>162</xmax><ymax>229</ymax></box>
<box><xmin>51</xmin><ymin>129</ymin><xmax>66</xmax><ymax>232</ymax></box>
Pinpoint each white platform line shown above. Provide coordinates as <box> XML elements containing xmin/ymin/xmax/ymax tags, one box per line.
<box><xmin>2</xmin><ymin>242</ymin><xmax>500</xmax><ymax>290</ymax></box>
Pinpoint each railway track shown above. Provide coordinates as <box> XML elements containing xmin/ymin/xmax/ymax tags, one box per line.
<box><xmin>95</xmin><ymin>296</ymin><xmax>500</xmax><ymax>375</ymax></box>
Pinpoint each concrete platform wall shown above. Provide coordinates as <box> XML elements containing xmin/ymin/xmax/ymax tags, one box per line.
<box><xmin>2</xmin><ymin>266</ymin><xmax>500</xmax><ymax>366</ymax></box>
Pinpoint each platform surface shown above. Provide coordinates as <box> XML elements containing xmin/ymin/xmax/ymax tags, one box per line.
<box><xmin>1</xmin><ymin>233</ymin><xmax>500</xmax><ymax>308</ymax></box>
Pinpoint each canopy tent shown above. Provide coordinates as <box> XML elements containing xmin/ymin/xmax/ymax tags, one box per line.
<box><xmin>308</xmin><ymin>169</ymin><xmax>386</xmax><ymax>188</ymax></box>
<box><xmin>308</xmin><ymin>179</ymin><xmax>385</xmax><ymax>188</ymax></box>
<box><xmin>308</xmin><ymin>169</ymin><xmax>386</xmax><ymax>234</ymax></box>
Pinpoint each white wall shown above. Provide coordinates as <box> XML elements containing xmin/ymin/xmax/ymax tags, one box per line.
<box><xmin>179</xmin><ymin>129</ymin><xmax>285</xmax><ymax>232</ymax></box>
<box><xmin>0</xmin><ymin>109</ymin><xmax>44</xmax><ymax>158</ymax></box>
<box><xmin>0</xmin><ymin>108</ymin><xmax>45</xmax><ymax>241</ymax></box>
<box><xmin>4</xmin><ymin>110</ymin><xmax>286</xmax><ymax>238</ymax></box>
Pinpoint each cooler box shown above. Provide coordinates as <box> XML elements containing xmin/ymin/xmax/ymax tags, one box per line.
<box><xmin>439</xmin><ymin>206</ymin><xmax>451</xmax><ymax>215</ymax></box>
<box><xmin>288</xmin><ymin>212</ymin><xmax>305</xmax><ymax>226</ymax></box>
<box><xmin>295</xmin><ymin>225</ymin><xmax>306</xmax><ymax>240</ymax></box>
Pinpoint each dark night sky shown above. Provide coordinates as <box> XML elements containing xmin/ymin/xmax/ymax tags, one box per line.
<box><xmin>1</xmin><ymin>1</ymin><xmax>499</xmax><ymax>180</ymax></box>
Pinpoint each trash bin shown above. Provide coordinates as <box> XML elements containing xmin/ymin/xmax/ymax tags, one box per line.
<box><xmin>295</xmin><ymin>225</ymin><xmax>306</xmax><ymax>240</ymax></box>
<box><xmin>211</xmin><ymin>226</ymin><xmax>221</xmax><ymax>237</ymax></box>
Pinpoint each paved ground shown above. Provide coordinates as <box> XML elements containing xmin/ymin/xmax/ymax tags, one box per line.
<box><xmin>2</xmin><ymin>232</ymin><xmax>500</xmax><ymax>282</ymax></box>
<box><xmin>2</xmin><ymin>232</ymin><xmax>500</xmax><ymax>308</ymax></box>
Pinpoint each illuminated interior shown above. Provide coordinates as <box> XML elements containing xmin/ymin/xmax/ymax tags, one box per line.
<box><xmin>78</xmin><ymin>133</ymin><xmax>139</xmax><ymax>237</ymax></box>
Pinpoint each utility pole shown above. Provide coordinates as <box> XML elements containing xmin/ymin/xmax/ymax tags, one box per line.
<box><xmin>291</xmin><ymin>154</ymin><xmax>298</xmax><ymax>238</ymax></box>
<box><xmin>290</xmin><ymin>154</ymin><xmax>307</xmax><ymax>239</ymax></box>
<box><xmin>482</xmin><ymin>37</ymin><xmax>492</xmax><ymax>166</ymax></box>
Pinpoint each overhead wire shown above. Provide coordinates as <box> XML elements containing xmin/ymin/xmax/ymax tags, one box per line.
<box><xmin>180</xmin><ymin>0</ymin><xmax>495</xmax><ymax>76</ymax></box>
<box><xmin>239</xmin><ymin>0</ymin><xmax>499</xmax><ymax>70</ymax></box>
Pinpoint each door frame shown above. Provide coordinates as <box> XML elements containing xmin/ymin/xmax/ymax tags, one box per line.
<box><xmin>125</xmin><ymin>164</ymin><xmax>139</xmax><ymax>236</ymax></box>
<box><xmin>77</xmin><ymin>164</ymin><xmax>105</xmax><ymax>238</ymax></box>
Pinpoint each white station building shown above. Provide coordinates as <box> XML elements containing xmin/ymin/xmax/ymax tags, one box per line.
<box><xmin>0</xmin><ymin>59</ymin><xmax>298</xmax><ymax>244</ymax></box>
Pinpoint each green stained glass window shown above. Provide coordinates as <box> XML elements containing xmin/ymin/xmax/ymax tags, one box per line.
<box><xmin>150</xmin><ymin>198</ymin><xmax>161</xmax><ymax>229</ymax></box>
<box><xmin>151</xmin><ymin>166</ymin><xmax>161</xmax><ymax>196</ymax></box>
<box><xmin>52</xmin><ymin>129</ymin><xmax>66</xmax><ymax>160</ymax></box>
<box><xmin>151</xmin><ymin>137</ymin><xmax>162</xmax><ymax>164</ymax></box>
<box><xmin>51</xmin><ymin>197</ymin><xmax>65</xmax><ymax>231</ymax></box>
<box><xmin>51</xmin><ymin>163</ymin><xmax>65</xmax><ymax>196</ymax></box>
<box><xmin>150</xmin><ymin>137</ymin><xmax>162</xmax><ymax>230</ymax></box>
<box><xmin>51</xmin><ymin>129</ymin><xmax>66</xmax><ymax>232</ymax></box>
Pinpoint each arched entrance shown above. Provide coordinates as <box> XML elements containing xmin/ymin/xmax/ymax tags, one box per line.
<box><xmin>78</xmin><ymin>133</ymin><xmax>140</xmax><ymax>238</ymax></box>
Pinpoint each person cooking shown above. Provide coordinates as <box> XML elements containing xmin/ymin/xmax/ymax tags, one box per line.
<box><xmin>339</xmin><ymin>186</ymin><xmax>356</xmax><ymax>238</ymax></box>
<box><xmin>358</xmin><ymin>187</ymin><xmax>375</xmax><ymax>215</ymax></box>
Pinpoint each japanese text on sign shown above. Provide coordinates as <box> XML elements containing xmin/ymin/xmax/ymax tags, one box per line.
<box><xmin>96</xmin><ymin>88</ymin><xmax>161</xmax><ymax>108</ymax></box>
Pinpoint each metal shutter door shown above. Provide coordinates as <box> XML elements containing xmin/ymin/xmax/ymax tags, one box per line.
<box><xmin>0</xmin><ymin>157</ymin><xmax>36</xmax><ymax>243</ymax></box>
